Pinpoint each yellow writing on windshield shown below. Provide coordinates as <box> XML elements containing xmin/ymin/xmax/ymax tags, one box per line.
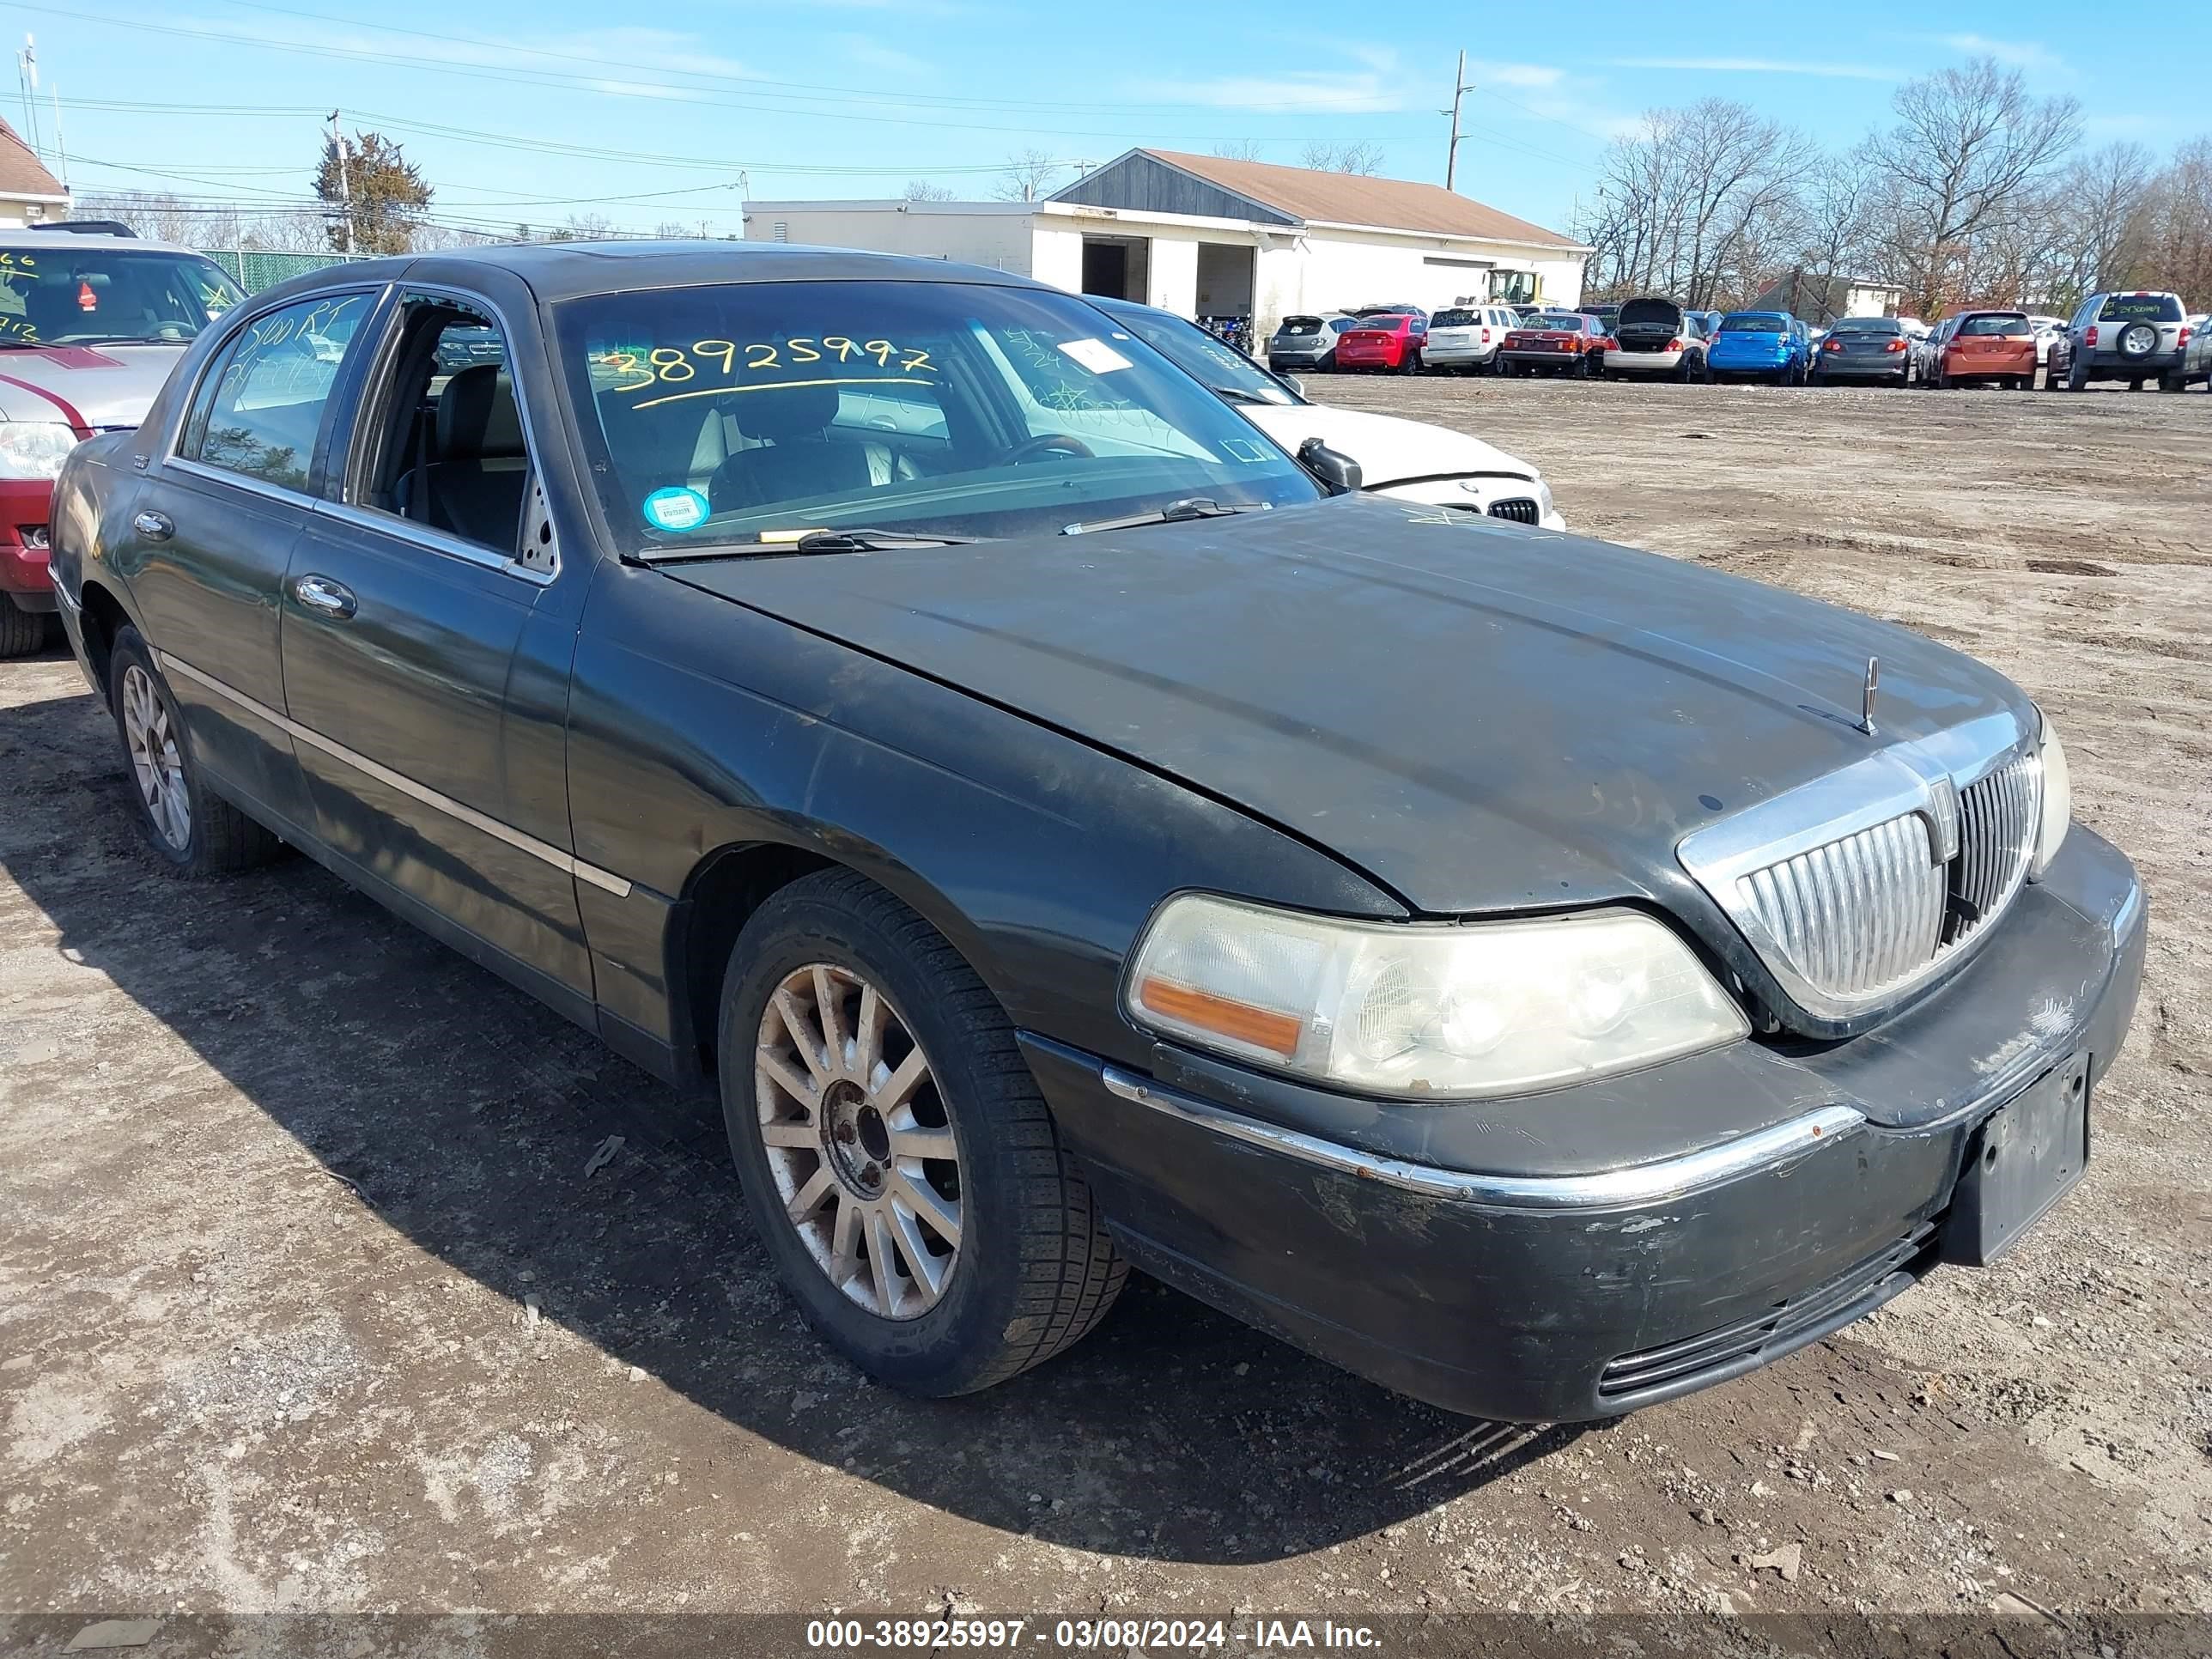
<box><xmin>597</xmin><ymin>337</ymin><xmax>935</xmax><ymax>399</ymax></box>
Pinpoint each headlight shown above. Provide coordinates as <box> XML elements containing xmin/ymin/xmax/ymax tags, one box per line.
<box><xmin>0</xmin><ymin>421</ymin><xmax>81</xmax><ymax>481</ymax></box>
<box><xmin>1123</xmin><ymin>895</ymin><xmax>1748</xmax><ymax>1098</ymax></box>
<box><xmin>2031</xmin><ymin>706</ymin><xmax>2070</xmax><ymax>878</ymax></box>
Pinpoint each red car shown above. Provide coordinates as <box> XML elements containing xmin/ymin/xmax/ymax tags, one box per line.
<box><xmin>0</xmin><ymin>230</ymin><xmax>246</xmax><ymax>656</ymax></box>
<box><xmin>1334</xmin><ymin>313</ymin><xmax>1428</xmax><ymax>373</ymax></box>
<box><xmin>1497</xmin><ymin>312</ymin><xmax>1610</xmax><ymax>378</ymax></box>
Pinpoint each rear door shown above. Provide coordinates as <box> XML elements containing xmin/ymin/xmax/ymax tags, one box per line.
<box><xmin>279</xmin><ymin>282</ymin><xmax>597</xmax><ymax>1015</ymax></box>
<box><xmin>118</xmin><ymin>286</ymin><xmax>379</xmax><ymax>828</ymax></box>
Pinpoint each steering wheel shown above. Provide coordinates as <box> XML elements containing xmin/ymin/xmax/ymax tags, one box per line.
<box><xmin>1006</xmin><ymin>432</ymin><xmax>1096</xmax><ymax>465</ymax></box>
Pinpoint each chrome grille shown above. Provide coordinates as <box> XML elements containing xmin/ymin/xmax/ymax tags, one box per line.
<box><xmin>1728</xmin><ymin>743</ymin><xmax>2042</xmax><ymax>1010</ymax></box>
<box><xmin>1740</xmin><ymin>812</ymin><xmax>1947</xmax><ymax>998</ymax></box>
<box><xmin>1487</xmin><ymin>497</ymin><xmax>1540</xmax><ymax>525</ymax></box>
<box><xmin>1953</xmin><ymin>749</ymin><xmax>2038</xmax><ymax>939</ymax></box>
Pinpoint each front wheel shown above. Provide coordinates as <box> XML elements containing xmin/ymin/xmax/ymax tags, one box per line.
<box><xmin>719</xmin><ymin>869</ymin><xmax>1126</xmax><ymax>1397</ymax></box>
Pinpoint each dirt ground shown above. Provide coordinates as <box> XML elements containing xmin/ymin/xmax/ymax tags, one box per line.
<box><xmin>3</xmin><ymin>374</ymin><xmax>2208</xmax><ymax>1655</ymax></box>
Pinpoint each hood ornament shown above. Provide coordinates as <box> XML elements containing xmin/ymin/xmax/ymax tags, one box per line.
<box><xmin>1860</xmin><ymin>656</ymin><xmax>1880</xmax><ymax>736</ymax></box>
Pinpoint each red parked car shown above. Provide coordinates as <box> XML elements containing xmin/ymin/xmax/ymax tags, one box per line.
<box><xmin>1334</xmin><ymin>313</ymin><xmax>1428</xmax><ymax>373</ymax></box>
<box><xmin>1497</xmin><ymin>312</ymin><xmax>1611</xmax><ymax>378</ymax></box>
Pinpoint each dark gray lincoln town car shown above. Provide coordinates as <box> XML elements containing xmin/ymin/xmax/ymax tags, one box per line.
<box><xmin>48</xmin><ymin>243</ymin><xmax>2144</xmax><ymax>1421</ymax></box>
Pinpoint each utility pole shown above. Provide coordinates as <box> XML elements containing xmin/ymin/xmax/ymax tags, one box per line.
<box><xmin>327</xmin><ymin>109</ymin><xmax>354</xmax><ymax>255</ymax></box>
<box><xmin>1443</xmin><ymin>50</ymin><xmax>1476</xmax><ymax>192</ymax></box>
<box><xmin>17</xmin><ymin>36</ymin><xmax>41</xmax><ymax>161</ymax></box>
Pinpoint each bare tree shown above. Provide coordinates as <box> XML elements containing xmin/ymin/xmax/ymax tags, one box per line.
<box><xmin>902</xmin><ymin>179</ymin><xmax>957</xmax><ymax>202</ymax></box>
<box><xmin>559</xmin><ymin>212</ymin><xmax>622</xmax><ymax>241</ymax></box>
<box><xmin>2130</xmin><ymin>138</ymin><xmax>2212</xmax><ymax>306</ymax></box>
<box><xmin>994</xmin><ymin>149</ymin><xmax>1063</xmax><ymax>203</ymax></box>
<box><xmin>1864</xmin><ymin>57</ymin><xmax>2081</xmax><ymax>319</ymax></box>
<box><xmin>1209</xmin><ymin>141</ymin><xmax>1266</xmax><ymax>163</ymax></box>
<box><xmin>1573</xmin><ymin>100</ymin><xmax>1814</xmax><ymax>307</ymax></box>
<box><xmin>1295</xmin><ymin>142</ymin><xmax>1384</xmax><ymax>176</ymax></box>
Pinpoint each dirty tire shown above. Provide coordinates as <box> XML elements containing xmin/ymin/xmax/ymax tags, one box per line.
<box><xmin>0</xmin><ymin>592</ymin><xmax>49</xmax><ymax>658</ymax></box>
<box><xmin>718</xmin><ymin>867</ymin><xmax>1126</xmax><ymax>1397</ymax></box>
<box><xmin>106</xmin><ymin>626</ymin><xmax>284</xmax><ymax>876</ymax></box>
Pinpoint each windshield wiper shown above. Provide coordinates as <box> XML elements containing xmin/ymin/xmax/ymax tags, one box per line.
<box><xmin>637</xmin><ymin>526</ymin><xmax>981</xmax><ymax>564</ymax></box>
<box><xmin>1206</xmin><ymin>383</ymin><xmax>1269</xmax><ymax>405</ymax></box>
<box><xmin>48</xmin><ymin>336</ymin><xmax>173</xmax><ymax>348</ymax></box>
<box><xmin>1060</xmin><ymin>498</ymin><xmax>1268</xmax><ymax>536</ymax></box>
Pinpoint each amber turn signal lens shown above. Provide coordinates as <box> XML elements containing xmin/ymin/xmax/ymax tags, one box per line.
<box><xmin>1135</xmin><ymin>977</ymin><xmax>1303</xmax><ymax>1059</ymax></box>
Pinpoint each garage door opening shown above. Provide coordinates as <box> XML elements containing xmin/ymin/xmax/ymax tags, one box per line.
<box><xmin>1080</xmin><ymin>235</ymin><xmax>1150</xmax><ymax>301</ymax></box>
<box><xmin>1195</xmin><ymin>242</ymin><xmax>1255</xmax><ymax>333</ymax></box>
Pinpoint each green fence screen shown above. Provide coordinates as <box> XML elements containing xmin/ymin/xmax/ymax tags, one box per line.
<box><xmin>198</xmin><ymin>250</ymin><xmax>363</xmax><ymax>293</ymax></box>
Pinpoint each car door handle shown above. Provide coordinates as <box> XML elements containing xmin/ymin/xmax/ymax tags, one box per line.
<box><xmin>291</xmin><ymin>574</ymin><xmax>357</xmax><ymax>620</ymax></box>
<box><xmin>131</xmin><ymin>510</ymin><xmax>173</xmax><ymax>541</ymax></box>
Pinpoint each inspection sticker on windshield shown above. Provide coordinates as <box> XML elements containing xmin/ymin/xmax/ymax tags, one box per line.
<box><xmin>641</xmin><ymin>486</ymin><xmax>711</xmax><ymax>533</ymax></box>
<box><xmin>1057</xmin><ymin>337</ymin><xmax>1133</xmax><ymax>374</ymax></box>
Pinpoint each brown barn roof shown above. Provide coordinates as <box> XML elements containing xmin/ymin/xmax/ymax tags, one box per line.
<box><xmin>0</xmin><ymin>117</ymin><xmax>66</xmax><ymax>200</ymax></box>
<box><xmin>1138</xmin><ymin>149</ymin><xmax>1577</xmax><ymax>247</ymax></box>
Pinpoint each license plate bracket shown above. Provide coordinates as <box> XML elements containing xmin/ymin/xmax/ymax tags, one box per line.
<box><xmin>1942</xmin><ymin>1054</ymin><xmax>2090</xmax><ymax>1266</ymax></box>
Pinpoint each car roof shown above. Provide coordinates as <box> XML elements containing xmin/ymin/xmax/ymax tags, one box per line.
<box><xmin>252</xmin><ymin>240</ymin><xmax>1054</xmax><ymax>305</ymax></box>
<box><xmin>0</xmin><ymin>230</ymin><xmax>205</xmax><ymax>256</ymax></box>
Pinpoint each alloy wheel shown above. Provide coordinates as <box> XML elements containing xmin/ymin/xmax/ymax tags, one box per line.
<box><xmin>121</xmin><ymin>664</ymin><xmax>191</xmax><ymax>852</ymax></box>
<box><xmin>754</xmin><ymin>963</ymin><xmax>963</xmax><ymax>1320</ymax></box>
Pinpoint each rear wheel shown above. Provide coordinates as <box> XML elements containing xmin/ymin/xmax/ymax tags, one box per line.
<box><xmin>0</xmin><ymin>592</ymin><xmax>50</xmax><ymax>658</ymax></box>
<box><xmin>2068</xmin><ymin>355</ymin><xmax>2088</xmax><ymax>392</ymax></box>
<box><xmin>1400</xmin><ymin>348</ymin><xmax>1423</xmax><ymax>374</ymax></box>
<box><xmin>106</xmin><ymin>626</ymin><xmax>283</xmax><ymax>876</ymax></box>
<box><xmin>718</xmin><ymin>869</ymin><xmax>1125</xmax><ymax>1397</ymax></box>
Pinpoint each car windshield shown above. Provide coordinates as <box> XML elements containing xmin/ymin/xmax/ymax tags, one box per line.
<box><xmin>555</xmin><ymin>279</ymin><xmax>1320</xmax><ymax>555</ymax></box>
<box><xmin>1279</xmin><ymin>315</ymin><xmax>1326</xmax><ymax>333</ymax></box>
<box><xmin>1832</xmin><ymin>321</ymin><xmax>1900</xmax><ymax>337</ymax></box>
<box><xmin>1350</xmin><ymin>315</ymin><xmax>1405</xmax><ymax>331</ymax></box>
<box><xmin>2098</xmin><ymin>294</ymin><xmax>2183</xmax><ymax>323</ymax></box>
<box><xmin>0</xmin><ymin>245</ymin><xmax>246</xmax><ymax>346</ymax></box>
<box><xmin>1528</xmin><ymin>314</ymin><xmax>1585</xmax><ymax>331</ymax></box>
<box><xmin>1431</xmin><ymin>308</ymin><xmax>1479</xmax><ymax>327</ymax></box>
<box><xmin>1955</xmin><ymin>313</ymin><xmax>2029</xmax><ymax>336</ymax></box>
<box><xmin>1100</xmin><ymin>302</ymin><xmax>1302</xmax><ymax>408</ymax></box>
<box><xmin>1719</xmin><ymin>314</ymin><xmax>1789</xmax><ymax>332</ymax></box>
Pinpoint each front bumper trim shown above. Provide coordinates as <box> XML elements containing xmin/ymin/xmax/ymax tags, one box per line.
<box><xmin>1098</xmin><ymin>1065</ymin><xmax>1865</xmax><ymax>1211</ymax></box>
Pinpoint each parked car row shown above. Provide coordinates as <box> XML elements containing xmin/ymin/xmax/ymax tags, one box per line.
<box><xmin>1269</xmin><ymin>289</ymin><xmax>2205</xmax><ymax>393</ymax></box>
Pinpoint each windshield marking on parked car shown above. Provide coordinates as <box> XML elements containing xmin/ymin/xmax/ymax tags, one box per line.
<box><xmin>602</xmin><ymin>336</ymin><xmax>937</xmax><ymax>398</ymax></box>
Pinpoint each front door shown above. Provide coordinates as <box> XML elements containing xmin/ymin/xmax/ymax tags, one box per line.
<box><xmin>119</xmin><ymin>288</ymin><xmax>378</xmax><ymax>829</ymax></box>
<box><xmin>279</xmin><ymin>287</ymin><xmax>594</xmax><ymax>1013</ymax></box>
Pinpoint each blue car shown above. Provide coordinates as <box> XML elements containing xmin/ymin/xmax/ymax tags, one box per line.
<box><xmin>1708</xmin><ymin>312</ymin><xmax>1810</xmax><ymax>385</ymax></box>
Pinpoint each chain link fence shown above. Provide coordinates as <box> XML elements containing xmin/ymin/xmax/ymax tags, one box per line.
<box><xmin>198</xmin><ymin>250</ymin><xmax>366</xmax><ymax>294</ymax></box>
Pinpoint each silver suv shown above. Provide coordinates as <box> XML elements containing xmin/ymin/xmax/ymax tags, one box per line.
<box><xmin>2051</xmin><ymin>290</ymin><xmax>2191</xmax><ymax>391</ymax></box>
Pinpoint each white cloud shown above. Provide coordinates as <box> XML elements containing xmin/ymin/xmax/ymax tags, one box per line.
<box><xmin>1475</xmin><ymin>62</ymin><xmax>1565</xmax><ymax>90</ymax></box>
<box><xmin>1603</xmin><ymin>55</ymin><xmax>1899</xmax><ymax>81</ymax></box>
<box><xmin>1140</xmin><ymin>44</ymin><xmax>1413</xmax><ymax>114</ymax></box>
<box><xmin>1938</xmin><ymin>33</ymin><xmax>2069</xmax><ymax>76</ymax></box>
<box><xmin>830</xmin><ymin>33</ymin><xmax>936</xmax><ymax>81</ymax></box>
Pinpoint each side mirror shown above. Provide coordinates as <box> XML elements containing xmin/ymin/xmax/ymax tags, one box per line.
<box><xmin>1297</xmin><ymin>437</ymin><xmax>1363</xmax><ymax>495</ymax></box>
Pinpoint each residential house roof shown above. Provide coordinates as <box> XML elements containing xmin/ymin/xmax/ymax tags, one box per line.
<box><xmin>0</xmin><ymin>117</ymin><xmax>66</xmax><ymax>201</ymax></box>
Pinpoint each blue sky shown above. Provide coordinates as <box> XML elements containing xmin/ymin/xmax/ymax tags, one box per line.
<box><xmin>9</xmin><ymin>0</ymin><xmax>2203</xmax><ymax>240</ymax></box>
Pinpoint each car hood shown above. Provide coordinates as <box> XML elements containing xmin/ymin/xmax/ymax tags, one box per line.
<box><xmin>1235</xmin><ymin>402</ymin><xmax>1537</xmax><ymax>487</ymax></box>
<box><xmin>664</xmin><ymin>495</ymin><xmax>2026</xmax><ymax>916</ymax></box>
<box><xmin>0</xmin><ymin>343</ymin><xmax>184</xmax><ymax>430</ymax></box>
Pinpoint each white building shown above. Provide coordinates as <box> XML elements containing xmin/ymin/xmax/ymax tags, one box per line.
<box><xmin>745</xmin><ymin>149</ymin><xmax>1589</xmax><ymax>337</ymax></box>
